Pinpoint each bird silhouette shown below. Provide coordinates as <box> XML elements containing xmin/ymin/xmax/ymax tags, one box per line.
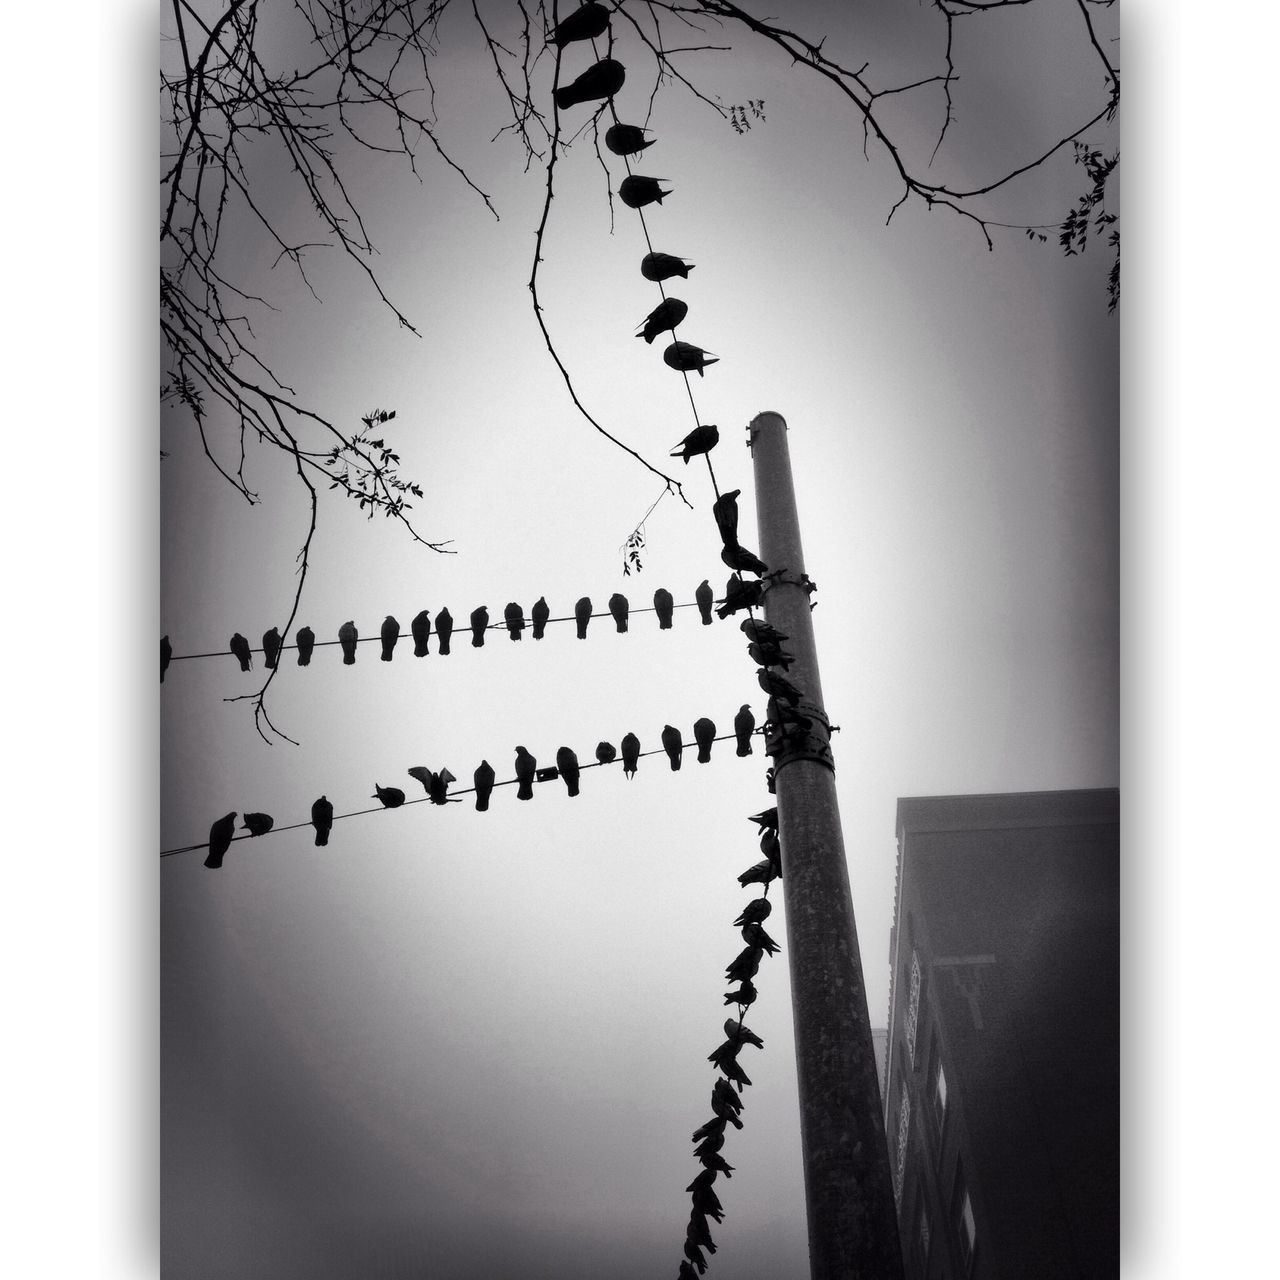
<box><xmin>669</xmin><ymin>424</ymin><xmax>719</xmax><ymax>464</ymax></box>
<box><xmin>663</xmin><ymin>341</ymin><xmax>718</xmax><ymax>377</ymax></box>
<box><xmin>678</xmin><ymin>1263</ymin><xmax>700</xmax><ymax>1280</ymax></box>
<box><xmin>311</xmin><ymin>796</ymin><xmax>334</xmax><ymax>846</ymax></box>
<box><xmin>712</xmin><ymin>490</ymin><xmax>740</xmax><ymax>547</ymax></box>
<box><xmin>740</xmin><ymin>618</ymin><xmax>788</xmax><ymax>646</ymax></box>
<box><xmin>687</xmin><ymin>1210</ymin><xmax>718</xmax><ymax>1254</ymax></box>
<box><xmin>695</xmin><ymin>579</ymin><xmax>713</xmax><ymax>624</ymax></box>
<box><xmin>716</xmin><ymin>577</ymin><xmax>764</xmax><ymax>618</ymax></box>
<box><xmin>683</xmin><ymin>1237</ymin><xmax>710</xmax><ymax>1275</ymax></box>
<box><xmin>556</xmin><ymin>746</ymin><xmax>581</xmax><ymax>797</ymax></box>
<box><xmin>229</xmin><ymin>633</ymin><xmax>252</xmax><ymax>671</ymax></box>
<box><xmin>733</xmin><ymin>704</ymin><xmax>755</xmax><ymax>756</ymax></box>
<box><xmin>757</xmin><ymin>668</ymin><xmax>803</xmax><ymax>704</ymax></box>
<box><xmin>550</xmin><ymin>1</ymin><xmax>610</xmax><ymax>46</ymax></box>
<box><xmin>691</xmin><ymin>1155</ymin><xmax>730</xmax><ymax>1206</ymax></box>
<box><xmin>748</xmin><ymin>639</ymin><xmax>794</xmax><ymax>671</ymax></box>
<box><xmin>595</xmin><ymin>741</ymin><xmax>617</xmax><ymax>765</ymax></box>
<box><xmin>725</xmin><ymin>945</ymin><xmax>763</xmax><ymax>983</ymax></box>
<box><xmin>737</xmin><ymin>859</ymin><xmax>777</xmax><ymax>888</ymax></box>
<box><xmin>411</xmin><ymin>610</ymin><xmax>431</xmax><ymax>656</ymax></box>
<box><xmin>661</xmin><ymin>724</ymin><xmax>683</xmax><ymax>770</ymax></box>
<box><xmin>693</xmin><ymin>717</ymin><xmax>716</xmax><ymax>763</ymax></box>
<box><xmin>621</xmin><ymin>732</ymin><xmax>640</xmax><ymax>778</ymax></box>
<box><xmin>160</xmin><ymin>635</ymin><xmax>171</xmax><ymax>683</ymax></box>
<box><xmin>553</xmin><ymin>57</ymin><xmax>625</xmax><ymax>109</ymax></box>
<box><xmin>435</xmin><ymin>607</ymin><xmax>454</xmax><ymax>655</ymax></box>
<box><xmin>503</xmin><ymin>602</ymin><xmax>524</xmax><ymax>640</ymax></box>
<box><xmin>531</xmin><ymin>596</ymin><xmax>549</xmax><ymax>640</ymax></box>
<box><xmin>695</xmin><ymin>1149</ymin><xmax>735</xmax><ymax>1178</ymax></box>
<box><xmin>470</xmin><ymin>606</ymin><xmax>489</xmax><ymax>647</ymax></box>
<box><xmin>407</xmin><ymin>766</ymin><xmax>435</xmax><ymax>795</ymax></box>
<box><xmin>574</xmin><ymin>596</ymin><xmax>592</xmax><ymax>639</ymax></box>
<box><xmin>260</xmin><ymin>627</ymin><xmax>281</xmax><ymax>670</ymax></box>
<box><xmin>691</xmin><ymin>1116</ymin><xmax>727</xmax><ymax>1145</ymax></box>
<box><xmin>724</xmin><ymin>1018</ymin><xmax>765</xmax><ymax>1050</ymax></box>
<box><xmin>733</xmin><ymin>897</ymin><xmax>772</xmax><ymax>928</ymax></box>
<box><xmin>473</xmin><ymin>760</ymin><xmax>496</xmax><ymax>812</ymax></box>
<box><xmin>241</xmin><ymin>812</ymin><xmax>274</xmax><ymax>837</ymax></box>
<box><xmin>749</xmin><ymin>807</ymin><xmax>779</xmax><ymax>831</ymax></box>
<box><xmin>296</xmin><ymin>625</ymin><xmax>315</xmax><ymax>666</ymax></box>
<box><xmin>608</xmin><ymin>593</ymin><xmax>629</xmax><ymax>633</ymax></box>
<box><xmin>338</xmin><ymin>621</ymin><xmax>358</xmax><ymax>664</ymax></box>
<box><xmin>204</xmin><ymin>812</ymin><xmax>237</xmax><ymax>869</ymax></box>
<box><xmin>373</xmin><ymin>784</ymin><xmax>406</xmax><ymax>809</ymax></box>
<box><xmin>380</xmin><ymin>615</ymin><xmax>400</xmax><ymax>660</ymax></box>
<box><xmin>652</xmin><ymin>587</ymin><xmax>675</xmax><ymax>629</ymax></box>
<box><xmin>760</xmin><ymin>829</ymin><xmax>783</xmax><ymax>877</ymax></box>
<box><xmin>723</xmin><ymin>979</ymin><xmax>758</xmax><ymax>1008</ymax></box>
<box><xmin>708</xmin><ymin>1045</ymin><xmax>752</xmax><ymax>1090</ymax></box>
<box><xmin>742</xmin><ymin>921</ymin><xmax>780</xmax><ymax>955</ymax></box>
<box><xmin>604</xmin><ymin>122</ymin><xmax>654</xmax><ymax>155</ymax></box>
<box><xmin>636</xmin><ymin>297</ymin><xmax>687</xmax><ymax>344</ymax></box>
<box><xmin>721</xmin><ymin>543</ymin><xmax>769</xmax><ymax>576</ymax></box>
<box><xmin>428</xmin><ymin>768</ymin><xmax>456</xmax><ymax>806</ymax></box>
<box><xmin>619</xmin><ymin>175</ymin><xmax>672</xmax><ymax>208</ymax></box>
<box><xmin>514</xmin><ymin>747</ymin><xmax>536</xmax><ymax>800</ymax></box>
<box><xmin>641</xmin><ymin>251</ymin><xmax>694</xmax><ymax>281</ymax></box>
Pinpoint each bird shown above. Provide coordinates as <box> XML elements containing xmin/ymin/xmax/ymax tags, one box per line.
<box><xmin>758</xmin><ymin>668</ymin><xmax>803</xmax><ymax>705</ymax></box>
<box><xmin>428</xmin><ymin>768</ymin><xmax>456</xmax><ymax>806</ymax></box>
<box><xmin>723</xmin><ymin>979</ymin><xmax>758</xmax><ymax>1008</ymax></box>
<box><xmin>712</xmin><ymin>490</ymin><xmax>740</xmax><ymax>547</ymax></box>
<box><xmin>663</xmin><ymin>341</ymin><xmax>718</xmax><ymax>377</ymax></box>
<box><xmin>695</xmin><ymin>579</ymin><xmax>713</xmax><ymax>625</ymax></box>
<box><xmin>556</xmin><ymin>746</ymin><xmax>581</xmax><ymax>797</ymax></box>
<box><xmin>338</xmin><ymin>620</ymin><xmax>358</xmax><ymax>664</ymax></box>
<box><xmin>241</xmin><ymin>812</ymin><xmax>274</xmax><ymax>837</ymax></box>
<box><xmin>473</xmin><ymin>760</ymin><xmax>495</xmax><ymax>812</ymax></box>
<box><xmin>514</xmin><ymin>747</ymin><xmax>536</xmax><ymax>800</ymax></box>
<box><xmin>373</xmin><ymin>784</ymin><xmax>406</xmax><ymax>809</ymax></box>
<box><xmin>678</xmin><ymin>1263</ymin><xmax>700</xmax><ymax>1280</ymax></box>
<box><xmin>708</xmin><ymin>1045</ymin><xmax>752</xmax><ymax>1090</ymax></box>
<box><xmin>604</xmin><ymin>122</ymin><xmax>654</xmax><ymax>155</ymax></box>
<box><xmin>740</xmin><ymin>618</ymin><xmax>788</xmax><ymax>646</ymax></box>
<box><xmin>733</xmin><ymin>897</ymin><xmax>772</xmax><ymax>928</ymax></box>
<box><xmin>229</xmin><ymin>633</ymin><xmax>252</xmax><ymax>671</ymax></box>
<box><xmin>621</xmin><ymin>732</ymin><xmax>640</xmax><ymax>778</ymax></box>
<box><xmin>574</xmin><ymin>596</ymin><xmax>592</xmax><ymax>639</ymax></box>
<box><xmin>733</xmin><ymin>704</ymin><xmax>755</xmax><ymax>756</ymax></box>
<box><xmin>260</xmin><ymin>627</ymin><xmax>281</xmax><ymax>670</ymax></box>
<box><xmin>695</xmin><ymin>1149</ymin><xmax>735</xmax><ymax>1178</ymax></box>
<box><xmin>760</xmin><ymin>829</ymin><xmax>783</xmax><ymax>877</ymax></box>
<box><xmin>470</xmin><ymin>606</ymin><xmax>489</xmax><ymax>647</ymax></box>
<box><xmin>742</xmin><ymin>921</ymin><xmax>780</xmax><ymax>955</ymax></box>
<box><xmin>619</xmin><ymin>175</ymin><xmax>672</xmax><ymax>208</ymax></box>
<box><xmin>608</xmin><ymin>593</ymin><xmax>629</xmax><ymax>633</ymax></box>
<box><xmin>693</xmin><ymin>717</ymin><xmax>716</xmax><ymax>763</ymax></box>
<box><xmin>737</xmin><ymin>859</ymin><xmax>777</xmax><ymax>888</ymax></box>
<box><xmin>550</xmin><ymin>3</ymin><xmax>610</xmax><ymax>48</ymax></box>
<box><xmin>295</xmin><ymin>625</ymin><xmax>315</xmax><ymax>666</ymax></box>
<box><xmin>160</xmin><ymin>635</ymin><xmax>171</xmax><ymax>683</ymax></box>
<box><xmin>641</xmin><ymin>251</ymin><xmax>694</xmax><ymax>281</ymax></box>
<box><xmin>531</xmin><ymin>596</ymin><xmax>549</xmax><ymax>640</ymax></box>
<box><xmin>498</xmin><ymin>602</ymin><xmax>522</xmax><ymax>641</ymax></box>
<box><xmin>311</xmin><ymin>796</ymin><xmax>334</xmax><ymax>846</ymax></box>
<box><xmin>661</xmin><ymin>724</ymin><xmax>683</xmax><ymax>771</ymax></box>
<box><xmin>691</xmin><ymin>1116</ymin><xmax>727</xmax><ymax>1145</ymax></box>
<box><xmin>749</xmin><ymin>807</ymin><xmax>779</xmax><ymax>831</ymax></box>
<box><xmin>435</xmin><ymin>607</ymin><xmax>454</xmax><ymax>655</ymax></box>
<box><xmin>407</xmin><ymin>766</ymin><xmax>435</xmax><ymax>795</ymax></box>
<box><xmin>724</xmin><ymin>1018</ymin><xmax>765</xmax><ymax>1049</ymax></box>
<box><xmin>411</xmin><ymin>610</ymin><xmax>431</xmax><ymax>656</ymax></box>
<box><xmin>636</xmin><ymin>296</ymin><xmax>687</xmax><ymax>344</ymax></box>
<box><xmin>379</xmin><ymin>615</ymin><xmax>400</xmax><ymax>660</ymax></box>
<box><xmin>721</xmin><ymin>543</ymin><xmax>769</xmax><ymax>576</ymax></box>
<box><xmin>691</xmin><ymin>1159</ymin><xmax>729</xmax><ymax>1208</ymax></box>
<box><xmin>554</xmin><ymin>57</ymin><xmax>625</xmax><ymax>110</ymax></box>
<box><xmin>669</xmin><ymin>424</ymin><xmax>719</xmax><ymax>464</ymax></box>
<box><xmin>595</xmin><ymin>741</ymin><xmax>616</xmax><ymax>765</ymax></box>
<box><xmin>687</xmin><ymin>1209</ymin><xmax>718</xmax><ymax>1253</ymax></box>
<box><xmin>653</xmin><ymin>587</ymin><xmax>674</xmax><ymax>629</ymax></box>
<box><xmin>683</xmin><ymin>1237</ymin><xmax>710</xmax><ymax>1275</ymax></box>
<box><xmin>748</xmin><ymin>639</ymin><xmax>794</xmax><ymax>671</ymax></box>
<box><xmin>686</xmin><ymin>1167</ymin><xmax>721</xmax><ymax>1197</ymax></box>
<box><xmin>715</xmin><ymin>577</ymin><xmax>764</xmax><ymax>618</ymax></box>
<box><xmin>204</xmin><ymin>812</ymin><xmax>237</xmax><ymax>869</ymax></box>
<box><xmin>725</xmin><ymin>945</ymin><xmax>763</xmax><ymax>983</ymax></box>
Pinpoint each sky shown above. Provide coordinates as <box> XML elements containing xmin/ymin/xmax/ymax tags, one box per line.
<box><xmin>156</xmin><ymin>4</ymin><xmax>1119</xmax><ymax>1277</ymax></box>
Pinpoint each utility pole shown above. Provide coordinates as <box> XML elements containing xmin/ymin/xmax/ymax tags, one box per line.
<box><xmin>749</xmin><ymin>410</ymin><xmax>904</xmax><ymax>1280</ymax></box>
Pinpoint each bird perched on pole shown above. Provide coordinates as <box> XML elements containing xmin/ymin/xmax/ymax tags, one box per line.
<box><xmin>556</xmin><ymin>746</ymin><xmax>581</xmax><ymax>797</ymax></box>
<box><xmin>435</xmin><ymin>607</ymin><xmax>454</xmax><ymax>655</ymax></box>
<box><xmin>653</xmin><ymin>587</ymin><xmax>674</xmax><ymax>629</ymax></box>
<box><xmin>605</xmin><ymin>122</ymin><xmax>655</xmax><ymax>155</ymax></box>
<box><xmin>636</xmin><ymin>296</ymin><xmax>687</xmax><ymax>344</ymax></box>
<box><xmin>642</xmin><ymin>251</ymin><xmax>694</xmax><ymax>281</ymax></box>
<box><xmin>733</xmin><ymin>897</ymin><xmax>772</xmax><ymax>928</ymax></box>
<box><xmin>473</xmin><ymin>760</ymin><xmax>495</xmax><ymax>812</ymax></box>
<box><xmin>549</xmin><ymin>3</ymin><xmax>610</xmax><ymax>48</ymax></box>
<box><xmin>504</xmin><ymin>602</ymin><xmax>525</xmax><ymax>640</ymax></box>
<box><xmin>242</xmin><ymin>812</ymin><xmax>274</xmax><ymax>837</ymax></box>
<box><xmin>514</xmin><ymin>747</ymin><xmax>536</xmax><ymax>800</ymax></box>
<box><xmin>721</xmin><ymin>543</ymin><xmax>769</xmax><ymax>577</ymax></box>
<box><xmin>758</xmin><ymin>668</ymin><xmax>803</xmax><ymax>705</ymax></box>
<box><xmin>311</xmin><ymin>796</ymin><xmax>334</xmax><ymax>846</ymax></box>
<box><xmin>595</xmin><ymin>741</ymin><xmax>616</xmax><ymax>765</ymax></box>
<box><xmin>229</xmin><ymin>633</ymin><xmax>252</xmax><ymax>671</ymax></box>
<box><xmin>619</xmin><ymin>175</ymin><xmax>672</xmax><ymax>209</ymax></box>
<box><xmin>749</xmin><ymin>806</ymin><xmax>779</xmax><ymax>832</ymax></box>
<box><xmin>380</xmin><ymin>615</ymin><xmax>400</xmax><ymax>661</ymax></box>
<box><xmin>608</xmin><ymin>592</ymin><xmax>629</xmax><ymax>633</ymax></box>
<box><xmin>661</xmin><ymin>724</ymin><xmax>683</xmax><ymax>771</ymax></box>
<box><xmin>338</xmin><ymin>620</ymin><xmax>358</xmax><ymax>664</ymax></box>
<box><xmin>574</xmin><ymin>596</ymin><xmax>592</xmax><ymax>639</ymax></box>
<box><xmin>733</xmin><ymin>704</ymin><xmax>755</xmax><ymax>756</ymax></box>
<box><xmin>740</xmin><ymin>617</ymin><xmax>788</xmax><ymax>646</ymax></box>
<box><xmin>670</xmin><ymin>423</ymin><xmax>719</xmax><ymax>464</ymax></box>
<box><xmin>160</xmin><ymin>635</ymin><xmax>171</xmax><ymax>682</ymax></box>
<box><xmin>373</xmin><ymin>784</ymin><xmax>406</xmax><ymax>809</ymax></box>
<box><xmin>693</xmin><ymin>717</ymin><xmax>716</xmax><ymax>763</ymax></box>
<box><xmin>554</xmin><ymin>57</ymin><xmax>625</xmax><ymax>110</ymax></box>
<box><xmin>470</xmin><ymin>606</ymin><xmax>489</xmax><ymax>647</ymax></box>
<box><xmin>663</xmin><ymin>341</ymin><xmax>719</xmax><ymax>377</ymax></box>
<box><xmin>723</xmin><ymin>978</ymin><xmax>758</xmax><ymax>1008</ymax></box>
<box><xmin>204</xmin><ymin>812</ymin><xmax>237</xmax><ymax>869</ymax></box>
<box><xmin>716</xmin><ymin>577</ymin><xmax>764</xmax><ymax>618</ymax></box>
<box><xmin>712</xmin><ymin>489</ymin><xmax>740</xmax><ymax>548</ymax></box>
<box><xmin>737</xmin><ymin>859</ymin><xmax>777</xmax><ymax>888</ymax></box>
<box><xmin>695</xmin><ymin>579</ymin><xmax>713</xmax><ymax>625</ymax></box>
<box><xmin>296</xmin><ymin>625</ymin><xmax>315</xmax><ymax>666</ymax></box>
<box><xmin>760</xmin><ymin>829</ymin><xmax>783</xmax><ymax>878</ymax></box>
<box><xmin>531</xmin><ymin>596</ymin><xmax>549</xmax><ymax>639</ymax></box>
<box><xmin>262</xmin><ymin>627</ymin><xmax>281</xmax><ymax>670</ymax></box>
<box><xmin>748</xmin><ymin>639</ymin><xmax>795</xmax><ymax>671</ymax></box>
<box><xmin>621</xmin><ymin>732</ymin><xmax>641</xmax><ymax>778</ymax></box>
<box><xmin>411</xmin><ymin>610</ymin><xmax>431</xmax><ymax>656</ymax></box>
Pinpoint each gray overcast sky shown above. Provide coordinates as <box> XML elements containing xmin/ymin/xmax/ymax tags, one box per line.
<box><xmin>158</xmin><ymin>3</ymin><xmax>1117</xmax><ymax>1277</ymax></box>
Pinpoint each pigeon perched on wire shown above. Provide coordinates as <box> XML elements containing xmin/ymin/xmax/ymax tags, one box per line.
<box><xmin>204</xmin><ymin>812</ymin><xmax>237</xmax><ymax>869</ymax></box>
<box><xmin>742</xmin><ymin>920</ymin><xmax>780</xmax><ymax>955</ymax></box>
<box><xmin>642</xmin><ymin>251</ymin><xmax>694</xmax><ymax>281</ymax></box>
<box><xmin>670</xmin><ymin>424</ymin><xmax>719</xmax><ymax>464</ymax></box>
<box><xmin>741</xmin><ymin>618</ymin><xmax>788</xmax><ymax>646</ymax></box>
<box><xmin>691</xmin><ymin>1116</ymin><xmax>727</xmax><ymax>1146</ymax></box>
<box><xmin>428</xmin><ymin>768</ymin><xmax>456</xmax><ymax>805</ymax></box>
<box><xmin>595</xmin><ymin>741</ymin><xmax>617</xmax><ymax>765</ymax></box>
<box><xmin>311</xmin><ymin>796</ymin><xmax>334</xmax><ymax>846</ymax></box>
<box><xmin>695</xmin><ymin>1148</ymin><xmax>735</xmax><ymax>1178</ymax></box>
<box><xmin>636</xmin><ymin>297</ymin><xmax>687</xmax><ymax>344</ymax></box>
<box><xmin>733</xmin><ymin>704</ymin><xmax>755</xmax><ymax>756</ymax></box>
<box><xmin>653</xmin><ymin>587</ymin><xmax>674</xmax><ymax>629</ymax></box>
<box><xmin>338</xmin><ymin>621</ymin><xmax>358</xmax><ymax>665</ymax></box>
<box><xmin>693</xmin><ymin>717</ymin><xmax>716</xmax><ymax>763</ymax></box>
<box><xmin>748</xmin><ymin>639</ymin><xmax>795</xmax><ymax>671</ymax></box>
<box><xmin>470</xmin><ymin>606</ymin><xmax>489</xmax><ymax>647</ymax></box>
<box><xmin>678</xmin><ymin>1262</ymin><xmax>700</xmax><ymax>1280</ymax></box>
<box><xmin>160</xmin><ymin>635</ymin><xmax>171</xmax><ymax>683</ymax></box>
<box><xmin>261</xmin><ymin>627</ymin><xmax>281</xmax><ymax>670</ymax></box>
<box><xmin>692</xmin><ymin>1128</ymin><xmax>726</xmax><ymax>1163</ymax></box>
<box><xmin>664</xmin><ymin>341</ymin><xmax>718</xmax><ymax>377</ymax></box>
<box><xmin>683</xmin><ymin>1237</ymin><xmax>711</xmax><ymax>1275</ymax></box>
<box><xmin>725</xmin><ymin>945</ymin><xmax>764</xmax><ymax>984</ymax></box>
<box><xmin>749</xmin><ymin>807</ymin><xmax>779</xmax><ymax>832</ymax></box>
<box><xmin>758</xmin><ymin>668</ymin><xmax>803</xmax><ymax>705</ymax></box>
<box><xmin>407</xmin><ymin>767</ymin><xmax>435</xmax><ymax>795</ymax></box>
<box><xmin>687</xmin><ymin>1210</ymin><xmax>718</xmax><ymax>1254</ymax></box>
<box><xmin>605</xmin><ymin>122</ymin><xmax>655</xmax><ymax>155</ymax></box>
<box><xmin>556</xmin><ymin>747</ymin><xmax>581</xmax><ymax>797</ymax></box>
<box><xmin>619</xmin><ymin>175</ymin><xmax>672</xmax><ymax>208</ymax></box>
<box><xmin>380</xmin><ymin>615</ymin><xmax>400</xmax><ymax>661</ymax></box>
<box><xmin>296</xmin><ymin>625</ymin><xmax>315</xmax><ymax>666</ymax></box>
<box><xmin>473</xmin><ymin>760</ymin><xmax>496</xmax><ymax>812</ymax></box>
<box><xmin>503</xmin><ymin>602</ymin><xmax>524</xmax><ymax>640</ymax></box>
<box><xmin>608</xmin><ymin>593</ymin><xmax>629</xmax><ymax>633</ymax></box>
<box><xmin>712</xmin><ymin>489</ymin><xmax>740</xmax><ymax>547</ymax></box>
<box><xmin>724</xmin><ymin>1017</ymin><xmax>765</xmax><ymax>1050</ymax></box>
<box><xmin>550</xmin><ymin>1</ymin><xmax>610</xmax><ymax>46</ymax></box>
<box><xmin>574</xmin><ymin>596</ymin><xmax>592</xmax><ymax>639</ymax></box>
<box><xmin>373</xmin><ymin>784</ymin><xmax>406</xmax><ymax>809</ymax></box>
<box><xmin>514</xmin><ymin>747</ymin><xmax>536</xmax><ymax>800</ymax></box>
<box><xmin>723</xmin><ymin>978</ymin><xmax>758</xmax><ymax>1008</ymax></box>
<box><xmin>695</xmin><ymin>579</ymin><xmax>713</xmax><ymax>625</ymax></box>
<box><xmin>531</xmin><ymin>596</ymin><xmax>549</xmax><ymax>640</ymax></box>
<box><xmin>716</xmin><ymin>577</ymin><xmax>764</xmax><ymax>618</ymax></box>
<box><xmin>621</xmin><ymin>732</ymin><xmax>640</xmax><ymax>779</ymax></box>
<box><xmin>554</xmin><ymin>57</ymin><xmax>625</xmax><ymax>110</ymax></box>
<box><xmin>708</xmin><ymin>1042</ymin><xmax>752</xmax><ymax>1089</ymax></box>
<box><xmin>435</xmin><ymin>607</ymin><xmax>454</xmax><ymax>655</ymax></box>
<box><xmin>411</xmin><ymin>610</ymin><xmax>431</xmax><ymax>656</ymax></box>
<box><xmin>661</xmin><ymin>724</ymin><xmax>683</xmax><ymax>771</ymax></box>
<box><xmin>229</xmin><ymin>633</ymin><xmax>252</xmax><ymax>672</ymax></box>
<box><xmin>241</xmin><ymin>812</ymin><xmax>274</xmax><ymax>837</ymax></box>
<box><xmin>733</xmin><ymin>897</ymin><xmax>772</xmax><ymax>928</ymax></box>
<box><xmin>721</xmin><ymin>543</ymin><xmax>769</xmax><ymax>576</ymax></box>
<box><xmin>737</xmin><ymin>859</ymin><xmax>778</xmax><ymax>888</ymax></box>
<box><xmin>691</xmin><ymin>1154</ymin><xmax>730</xmax><ymax>1206</ymax></box>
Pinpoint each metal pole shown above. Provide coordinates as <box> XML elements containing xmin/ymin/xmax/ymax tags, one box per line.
<box><xmin>748</xmin><ymin>411</ymin><xmax>904</xmax><ymax>1280</ymax></box>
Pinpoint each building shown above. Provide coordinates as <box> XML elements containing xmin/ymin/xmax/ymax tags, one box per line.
<box><xmin>883</xmin><ymin>789</ymin><xmax>1119</xmax><ymax>1279</ymax></box>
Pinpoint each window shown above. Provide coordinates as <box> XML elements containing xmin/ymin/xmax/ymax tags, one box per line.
<box><xmin>916</xmin><ymin>1200</ymin><xmax>931</xmax><ymax>1265</ymax></box>
<box><xmin>905</xmin><ymin>950</ymin><xmax>921</xmax><ymax>1069</ymax></box>
<box><xmin>893</xmin><ymin>1083</ymin><xmax>911</xmax><ymax>1201</ymax></box>
<box><xmin>931</xmin><ymin>1055</ymin><xmax>948</xmax><ymax>1130</ymax></box>
<box><xmin>954</xmin><ymin>1169</ymin><xmax>976</xmax><ymax>1271</ymax></box>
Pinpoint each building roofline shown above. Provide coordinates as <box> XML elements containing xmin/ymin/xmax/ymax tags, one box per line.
<box><xmin>896</xmin><ymin>787</ymin><xmax>1118</xmax><ymax>843</ymax></box>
